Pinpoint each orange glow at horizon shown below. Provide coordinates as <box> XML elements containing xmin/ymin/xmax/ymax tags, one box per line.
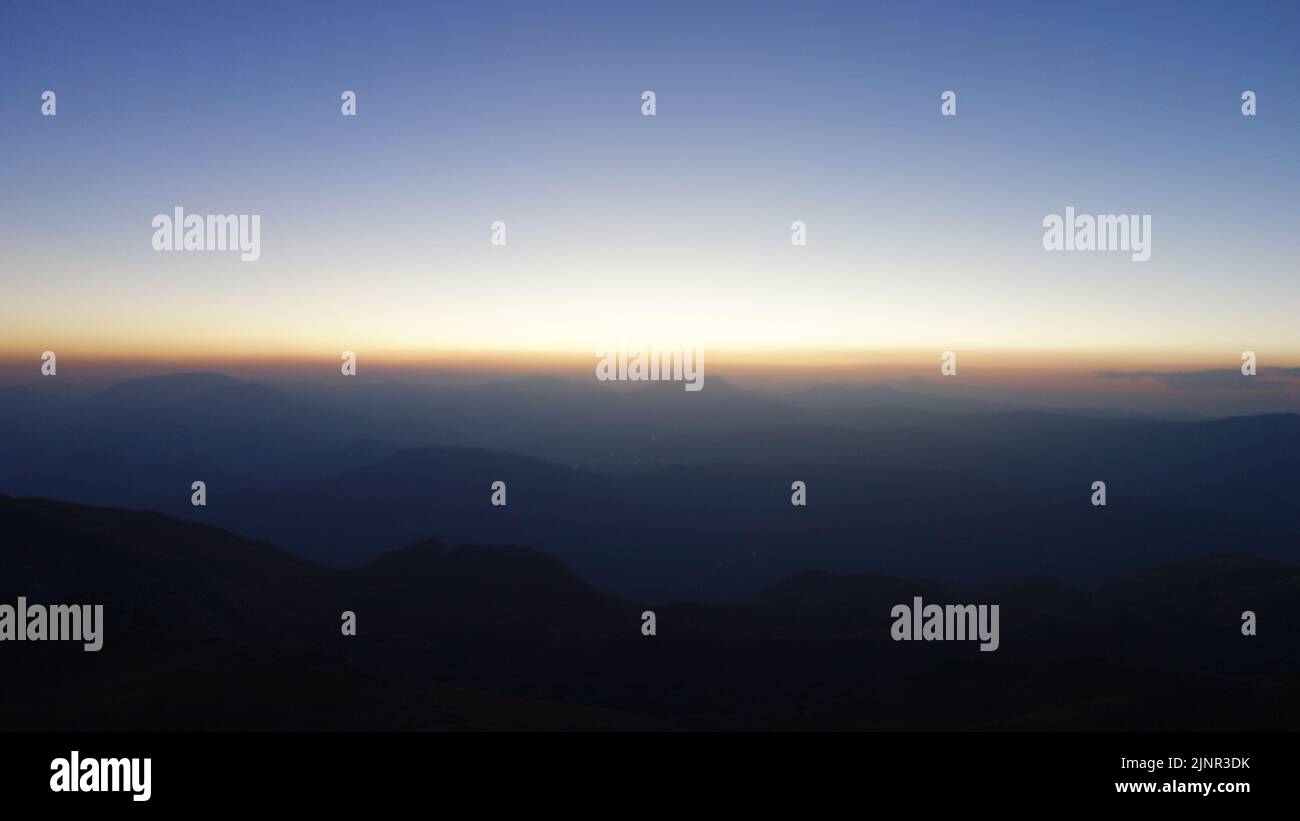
<box><xmin>1</xmin><ymin>344</ymin><xmax>1293</xmax><ymax>387</ymax></box>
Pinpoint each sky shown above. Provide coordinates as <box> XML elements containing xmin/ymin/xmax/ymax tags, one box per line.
<box><xmin>1</xmin><ymin>0</ymin><xmax>1298</xmax><ymax>396</ymax></box>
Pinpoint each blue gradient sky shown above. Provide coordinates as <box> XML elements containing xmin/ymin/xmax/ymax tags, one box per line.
<box><xmin>1</xmin><ymin>0</ymin><xmax>1298</xmax><ymax>367</ymax></box>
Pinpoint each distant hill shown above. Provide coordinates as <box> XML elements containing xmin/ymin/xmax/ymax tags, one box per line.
<box><xmin>192</xmin><ymin>443</ymin><xmax>1297</xmax><ymax>601</ymax></box>
<box><xmin>2</xmin><ymin>496</ymin><xmax>1297</xmax><ymax>731</ymax></box>
<box><xmin>0</xmin><ymin>495</ymin><xmax>664</xmax><ymax>731</ymax></box>
<box><xmin>2</xmin><ymin>373</ymin><xmax>1298</xmax><ymax>601</ymax></box>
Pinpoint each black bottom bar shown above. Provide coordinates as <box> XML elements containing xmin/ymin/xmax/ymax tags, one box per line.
<box><xmin>1</xmin><ymin>731</ymin><xmax>1283</xmax><ymax>809</ymax></box>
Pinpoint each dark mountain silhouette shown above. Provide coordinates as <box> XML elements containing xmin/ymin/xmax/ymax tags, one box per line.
<box><xmin>0</xmin><ymin>373</ymin><xmax>425</xmax><ymax>498</ymax></box>
<box><xmin>0</xmin><ymin>495</ymin><xmax>662</xmax><ymax>731</ymax></box>
<box><xmin>182</xmin><ymin>444</ymin><xmax>1295</xmax><ymax>601</ymax></box>
<box><xmin>528</xmin><ymin>412</ymin><xmax>1300</xmax><ymax>515</ymax></box>
<box><xmin>2</xmin><ymin>373</ymin><xmax>1298</xmax><ymax>603</ymax></box>
<box><xmin>2</xmin><ymin>496</ymin><xmax>1296</xmax><ymax>731</ymax></box>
